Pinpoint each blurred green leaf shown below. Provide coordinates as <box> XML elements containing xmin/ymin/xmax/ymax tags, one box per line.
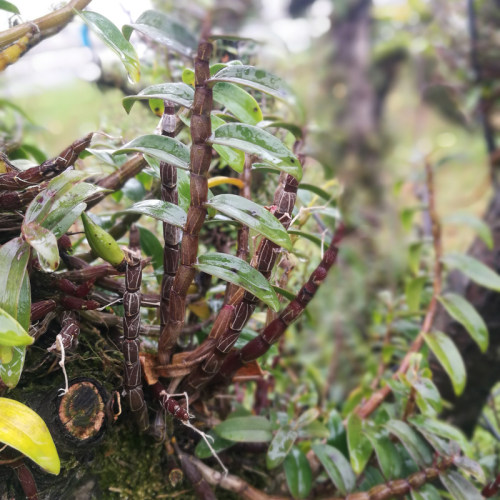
<box><xmin>408</xmin><ymin>415</ymin><xmax>472</xmax><ymax>456</ymax></box>
<box><xmin>266</xmin><ymin>427</ymin><xmax>298</xmax><ymax>469</ymax></box>
<box><xmin>210</xmin><ymin>124</ymin><xmax>302</xmax><ymax>181</ymax></box>
<box><xmin>215</xmin><ymin>416</ymin><xmax>272</xmax><ymax>442</ymax></box>
<box><xmin>260</xmin><ymin>120</ymin><xmax>303</xmax><ymax>139</ymax></box>
<box><xmin>123</xmin><ymin>10</ymin><xmax>197</xmax><ymax>57</ymax></box>
<box><xmin>284</xmin><ymin>447</ymin><xmax>312</xmax><ymax>499</ymax></box>
<box><xmin>442</xmin><ymin>253</ymin><xmax>500</xmax><ymax>292</ymax></box>
<box><xmin>0</xmin><ymin>1</ymin><xmax>19</xmax><ymax>14</ymax></box>
<box><xmin>423</xmin><ymin>331</ymin><xmax>466</xmax><ymax>396</ymax></box>
<box><xmin>0</xmin><ymin>397</ymin><xmax>60</xmax><ymax>474</ymax></box>
<box><xmin>207</xmin><ymin>194</ymin><xmax>292</xmax><ymax>250</ymax></box>
<box><xmin>195</xmin><ymin>430</ymin><xmax>234</xmax><ymax>459</ymax></box>
<box><xmin>78</xmin><ymin>10</ymin><xmax>140</xmax><ymax>83</ymax></box>
<box><xmin>438</xmin><ymin>293</ymin><xmax>488</xmax><ymax>353</ymax></box>
<box><xmin>410</xmin><ymin>484</ymin><xmax>442</xmax><ymax>500</ymax></box>
<box><xmin>452</xmin><ymin>455</ymin><xmax>485</xmax><ymax>483</ymax></box>
<box><xmin>114</xmin><ymin>135</ymin><xmax>189</xmax><ymax>170</ymax></box>
<box><xmin>347</xmin><ymin>413</ymin><xmax>373</xmax><ymax>474</ymax></box>
<box><xmin>405</xmin><ymin>276</ymin><xmax>427</xmax><ymax>312</ymax></box>
<box><xmin>122</xmin><ymin>83</ymin><xmax>194</xmax><ymax>114</ymax></box>
<box><xmin>365</xmin><ymin>427</ymin><xmax>401</xmax><ymax>479</ymax></box>
<box><xmin>385</xmin><ymin>420</ymin><xmax>432</xmax><ymax>467</ymax></box>
<box><xmin>443</xmin><ymin>212</ymin><xmax>493</xmax><ymax>250</ymax></box>
<box><xmin>411</xmin><ymin>377</ymin><xmax>442</xmax><ymax>416</ymax></box>
<box><xmin>439</xmin><ymin>471</ymin><xmax>483</xmax><ymax>500</ymax></box>
<box><xmin>298</xmin><ymin>420</ymin><xmax>330</xmax><ymax>439</ymax></box>
<box><xmin>312</xmin><ymin>444</ymin><xmax>355</xmax><ymax>495</ymax></box>
<box><xmin>195</xmin><ymin>253</ymin><xmax>280</xmax><ymax>312</ymax></box>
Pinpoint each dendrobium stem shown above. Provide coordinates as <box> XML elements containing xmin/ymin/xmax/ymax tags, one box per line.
<box><xmin>158</xmin><ymin>36</ymin><xmax>213</xmax><ymax>365</ymax></box>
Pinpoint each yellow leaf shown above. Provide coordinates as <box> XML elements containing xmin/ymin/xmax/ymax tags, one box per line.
<box><xmin>0</xmin><ymin>398</ymin><xmax>60</xmax><ymax>475</ymax></box>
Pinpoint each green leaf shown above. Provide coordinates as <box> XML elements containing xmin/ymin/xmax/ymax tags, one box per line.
<box><xmin>22</xmin><ymin>222</ymin><xmax>59</xmax><ymax>272</ymax></box>
<box><xmin>364</xmin><ymin>427</ymin><xmax>401</xmax><ymax>479</ymax></box>
<box><xmin>77</xmin><ymin>11</ymin><xmax>140</xmax><ymax>83</ymax></box>
<box><xmin>442</xmin><ymin>253</ymin><xmax>500</xmax><ymax>291</ymax></box>
<box><xmin>298</xmin><ymin>420</ymin><xmax>330</xmax><ymax>439</ymax></box>
<box><xmin>0</xmin><ymin>398</ymin><xmax>60</xmax><ymax>474</ymax></box>
<box><xmin>453</xmin><ymin>455</ymin><xmax>485</xmax><ymax>483</ymax></box>
<box><xmin>211</xmin><ymin>114</ymin><xmax>245</xmax><ymax>172</ymax></box>
<box><xmin>298</xmin><ymin>183</ymin><xmax>334</xmax><ymax>201</ymax></box>
<box><xmin>122</xmin><ymin>83</ymin><xmax>194</xmax><ymax>114</ymax></box>
<box><xmin>0</xmin><ymin>237</ymin><xmax>30</xmax><ymax>330</ymax></box>
<box><xmin>25</xmin><ymin>171</ymin><xmax>101</xmax><ymax>238</ymax></box>
<box><xmin>207</xmin><ymin>194</ymin><xmax>292</xmax><ymax>250</ymax></box>
<box><xmin>288</xmin><ymin>230</ymin><xmax>323</xmax><ymax>248</ymax></box>
<box><xmin>0</xmin><ymin>307</ymin><xmax>32</xmax><ymax>347</ymax></box>
<box><xmin>438</xmin><ymin>293</ymin><xmax>488</xmax><ymax>353</ymax></box>
<box><xmin>444</xmin><ymin>212</ymin><xmax>493</xmax><ymax>249</ymax></box>
<box><xmin>410</xmin><ymin>484</ymin><xmax>442</xmax><ymax>500</ymax></box>
<box><xmin>114</xmin><ymin>135</ymin><xmax>190</xmax><ymax>170</ymax></box>
<box><xmin>195</xmin><ymin>430</ymin><xmax>234</xmax><ymax>459</ymax></box>
<box><xmin>0</xmin><ymin>1</ymin><xmax>19</xmax><ymax>14</ymax></box>
<box><xmin>213</xmin><ymin>82</ymin><xmax>263</xmax><ymax>125</ymax></box>
<box><xmin>408</xmin><ymin>242</ymin><xmax>422</xmax><ymax>275</ymax></box>
<box><xmin>25</xmin><ymin>170</ymin><xmax>86</xmax><ymax>225</ymax></box>
<box><xmin>411</xmin><ymin>377</ymin><xmax>442</xmax><ymax>416</ymax></box>
<box><xmin>266</xmin><ymin>427</ymin><xmax>298</xmax><ymax>469</ymax></box>
<box><xmin>209</xmin><ymin>65</ymin><xmax>296</xmax><ymax>106</ymax></box>
<box><xmin>346</xmin><ymin>413</ymin><xmax>373</xmax><ymax>474</ymax></box>
<box><xmin>137</xmin><ymin>226</ymin><xmax>163</xmax><ymax>271</ymax></box>
<box><xmin>195</xmin><ymin>253</ymin><xmax>280</xmax><ymax>312</ymax></box>
<box><xmin>123</xmin><ymin>10</ymin><xmax>197</xmax><ymax>58</ymax></box>
<box><xmin>284</xmin><ymin>447</ymin><xmax>312</xmax><ymax>499</ymax></box>
<box><xmin>215</xmin><ymin>416</ymin><xmax>272</xmax><ymax>442</ymax></box>
<box><xmin>408</xmin><ymin>415</ymin><xmax>472</xmax><ymax>456</ymax></box>
<box><xmin>119</xmin><ymin>200</ymin><xmax>187</xmax><ymax>227</ymax></box>
<box><xmin>423</xmin><ymin>331</ymin><xmax>466</xmax><ymax>396</ymax></box>
<box><xmin>312</xmin><ymin>444</ymin><xmax>355</xmax><ymax>495</ymax></box>
<box><xmin>385</xmin><ymin>420</ymin><xmax>432</xmax><ymax>467</ymax></box>
<box><xmin>210</xmin><ymin>124</ymin><xmax>302</xmax><ymax>181</ymax></box>
<box><xmin>405</xmin><ymin>276</ymin><xmax>426</xmax><ymax>312</ymax></box>
<box><xmin>439</xmin><ymin>471</ymin><xmax>483</xmax><ymax>500</ymax></box>
<box><xmin>260</xmin><ymin>121</ymin><xmax>303</xmax><ymax>139</ymax></box>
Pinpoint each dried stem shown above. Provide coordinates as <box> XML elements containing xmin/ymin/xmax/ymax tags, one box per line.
<box><xmin>188</xmin><ymin>454</ymin><xmax>287</xmax><ymax>500</ymax></box>
<box><xmin>0</xmin><ymin>133</ymin><xmax>92</xmax><ymax>190</ymax></box>
<box><xmin>355</xmin><ymin>159</ymin><xmax>442</xmax><ymax>419</ymax></box>
<box><xmin>212</xmin><ymin>227</ymin><xmax>343</xmax><ymax>390</ymax></box>
<box><xmin>181</xmin><ymin>172</ymin><xmax>299</xmax><ymax>393</ymax></box>
<box><xmin>158</xmin><ymin>35</ymin><xmax>214</xmax><ymax>364</ymax></box>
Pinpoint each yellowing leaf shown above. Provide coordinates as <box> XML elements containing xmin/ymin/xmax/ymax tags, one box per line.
<box><xmin>0</xmin><ymin>397</ymin><xmax>60</xmax><ymax>474</ymax></box>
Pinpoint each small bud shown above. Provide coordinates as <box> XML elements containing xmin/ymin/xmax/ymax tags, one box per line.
<box><xmin>81</xmin><ymin>212</ymin><xmax>125</xmax><ymax>269</ymax></box>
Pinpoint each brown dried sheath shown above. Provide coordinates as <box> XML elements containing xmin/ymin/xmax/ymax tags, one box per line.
<box><xmin>181</xmin><ymin>172</ymin><xmax>298</xmax><ymax>392</ymax></box>
<box><xmin>122</xmin><ymin>225</ymin><xmax>149</xmax><ymax>431</ymax></box>
<box><xmin>0</xmin><ymin>133</ymin><xmax>92</xmax><ymax>190</ymax></box>
<box><xmin>213</xmin><ymin>228</ymin><xmax>343</xmax><ymax>389</ymax></box>
<box><xmin>158</xmin><ymin>38</ymin><xmax>213</xmax><ymax>365</ymax></box>
<box><xmin>159</xmin><ymin>101</ymin><xmax>181</xmax><ymax>340</ymax></box>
